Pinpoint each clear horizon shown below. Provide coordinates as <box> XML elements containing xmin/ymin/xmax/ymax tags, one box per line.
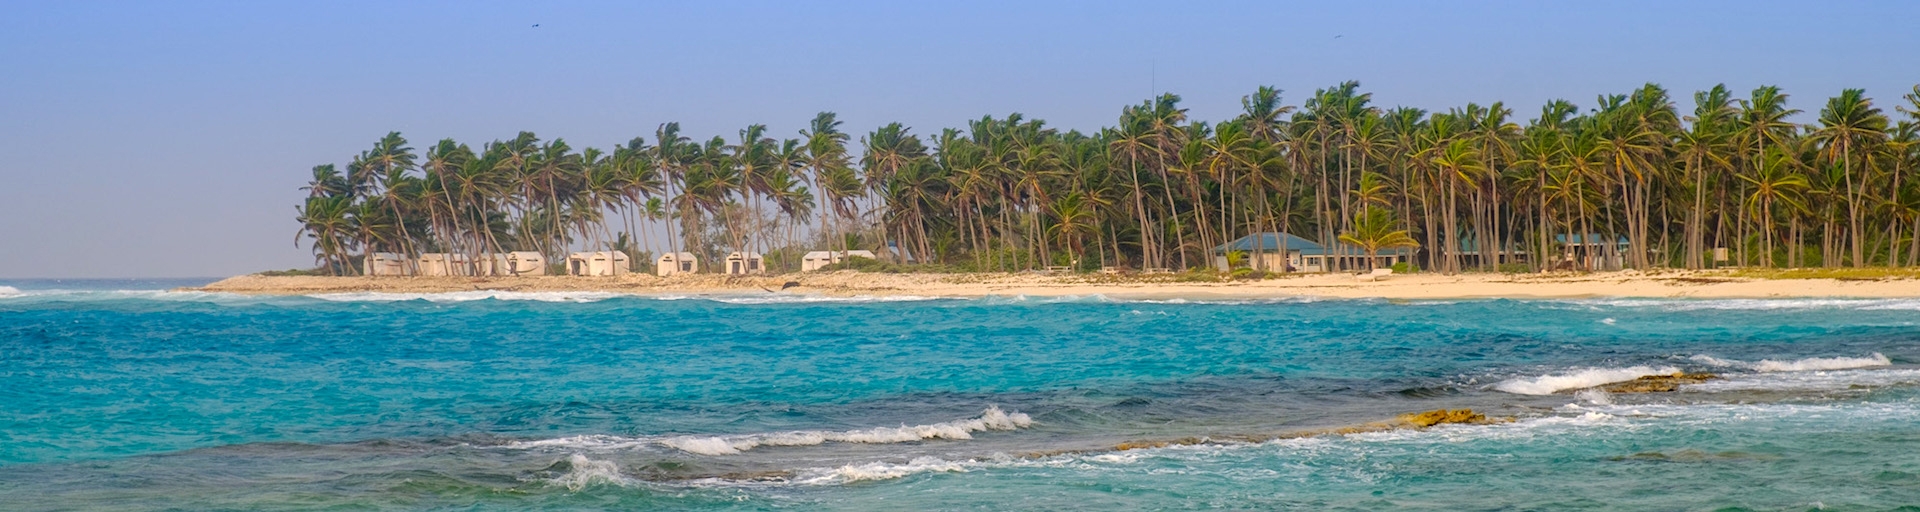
<box><xmin>3</xmin><ymin>0</ymin><xmax>1918</xmax><ymax>277</ymax></box>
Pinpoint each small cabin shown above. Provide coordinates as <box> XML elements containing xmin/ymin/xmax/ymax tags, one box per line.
<box><xmin>656</xmin><ymin>252</ymin><xmax>698</xmax><ymax>276</ymax></box>
<box><xmin>567</xmin><ymin>251</ymin><xmax>629</xmax><ymax>277</ymax></box>
<box><xmin>416</xmin><ymin>253</ymin><xmax>472</xmax><ymax>276</ymax></box>
<box><xmin>487</xmin><ymin>251</ymin><xmax>545</xmax><ymax>276</ymax></box>
<box><xmin>800</xmin><ymin>250</ymin><xmax>877</xmax><ymax>272</ymax></box>
<box><xmin>363</xmin><ymin>252</ymin><xmax>409</xmax><ymax>276</ymax></box>
<box><xmin>724</xmin><ymin>251</ymin><xmax>765</xmax><ymax>275</ymax></box>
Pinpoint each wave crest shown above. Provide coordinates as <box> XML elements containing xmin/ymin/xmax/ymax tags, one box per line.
<box><xmin>546</xmin><ymin>454</ymin><xmax>636</xmax><ymax>491</ymax></box>
<box><xmin>1690</xmin><ymin>353</ymin><xmax>1891</xmax><ymax>372</ymax></box>
<box><xmin>1492</xmin><ymin>366</ymin><xmax>1679</xmax><ymax>395</ymax></box>
<box><xmin>509</xmin><ymin>406</ymin><xmax>1033</xmax><ymax>456</ymax></box>
<box><xmin>308</xmin><ymin>291</ymin><xmax>628</xmax><ymax>303</ymax></box>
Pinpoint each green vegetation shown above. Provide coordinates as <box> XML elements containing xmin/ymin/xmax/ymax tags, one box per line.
<box><xmin>816</xmin><ymin>256</ymin><xmax>961</xmax><ymax>274</ymax></box>
<box><xmin>1722</xmin><ymin>267</ymin><xmax>1920</xmax><ymax>280</ymax></box>
<box><xmin>295</xmin><ymin>83</ymin><xmax>1920</xmax><ymax>276</ymax></box>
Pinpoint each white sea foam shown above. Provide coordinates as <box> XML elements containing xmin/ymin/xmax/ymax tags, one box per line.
<box><xmin>1574</xmin><ymin>388</ymin><xmax>1615</xmax><ymax>405</ymax></box>
<box><xmin>1492</xmin><ymin>366</ymin><xmax>1680</xmax><ymax>395</ymax></box>
<box><xmin>1561</xmin><ymin>298</ymin><xmax>1920</xmax><ymax>311</ymax></box>
<box><xmin>660</xmin><ymin>405</ymin><xmax>1032</xmax><ymax>455</ymax></box>
<box><xmin>795</xmin><ymin>456</ymin><xmax>974</xmax><ymax>484</ymax></box>
<box><xmin>680</xmin><ymin>398</ymin><xmax>1920</xmax><ymax>488</ymax></box>
<box><xmin>507</xmin><ymin>406</ymin><xmax>1033</xmax><ymax>456</ymax></box>
<box><xmin>308</xmin><ymin>290</ymin><xmax>629</xmax><ymax>303</ymax></box>
<box><xmin>1682</xmin><ymin>368</ymin><xmax>1920</xmax><ymax>393</ymax></box>
<box><xmin>702</xmin><ymin>294</ymin><xmax>946</xmax><ymax>304</ymax></box>
<box><xmin>0</xmin><ymin>288</ymin><xmax>265</xmax><ymax>304</ymax></box>
<box><xmin>546</xmin><ymin>454</ymin><xmax>636</xmax><ymax>491</ymax></box>
<box><xmin>1690</xmin><ymin>353</ymin><xmax>1891</xmax><ymax>372</ymax></box>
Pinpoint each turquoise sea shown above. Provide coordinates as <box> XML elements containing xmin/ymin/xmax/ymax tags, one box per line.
<box><xmin>2</xmin><ymin>278</ymin><xmax>1918</xmax><ymax>510</ymax></box>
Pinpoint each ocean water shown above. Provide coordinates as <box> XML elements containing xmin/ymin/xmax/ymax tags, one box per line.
<box><xmin>2</xmin><ymin>279</ymin><xmax>1918</xmax><ymax>510</ymax></box>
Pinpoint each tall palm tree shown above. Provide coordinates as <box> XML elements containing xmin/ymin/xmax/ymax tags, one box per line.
<box><xmin>1813</xmin><ymin>89</ymin><xmax>1890</xmax><ymax>267</ymax></box>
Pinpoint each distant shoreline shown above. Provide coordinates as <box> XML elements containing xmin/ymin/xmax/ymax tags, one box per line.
<box><xmin>192</xmin><ymin>270</ymin><xmax>1920</xmax><ymax>300</ymax></box>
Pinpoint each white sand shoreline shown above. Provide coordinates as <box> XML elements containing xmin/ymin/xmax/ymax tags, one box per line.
<box><xmin>192</xmin><ymin>270</ymin><xmax>1920</xmax><ymax>301</ymax></box>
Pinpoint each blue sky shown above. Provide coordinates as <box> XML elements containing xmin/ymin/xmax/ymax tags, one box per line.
<box><xmin>2</xmin><ymin>1</ymin><xmax>1916</xmax><ymax>277</ymax></box>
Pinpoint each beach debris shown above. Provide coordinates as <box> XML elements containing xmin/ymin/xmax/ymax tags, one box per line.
<box><xmin>781</xmin><ymin>281</ymin><xmax>801</xmax><ymax>290</ymax></box>
<box><xmin>1597</xmin><ymin>372</ymin><xmax>1718</xmax><ymax>393</ymax></box>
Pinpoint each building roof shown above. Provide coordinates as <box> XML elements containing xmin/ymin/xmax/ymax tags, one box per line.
<box><xmin>656</xmin><ymin>252</ymin><xmax>696</xmax><ymax>260</ymax></box>
<box><xmin>1555</xmin><ymin>233</ymin><xmax>1630</xmax><ymax>246</ymax></box>
<box><xmin>804</xmin><ymin>250</ymin><xmax>876</xmax><ymax>259</ymax></box>
<box><xmin>1214</xmin><ymin>233</ymin><xmax>1322</xmax><ymax>254</ymax></box>
<box><xmin>1213</xmin><ymin>233</ymin><xmax>1412</xmax><ymax>256</ymax></box>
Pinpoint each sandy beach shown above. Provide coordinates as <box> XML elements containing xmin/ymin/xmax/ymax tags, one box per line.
<box><xmin>193</xmin><ymin>270</ymin><xmax>1920</xmax><ymax>300</ymax></box>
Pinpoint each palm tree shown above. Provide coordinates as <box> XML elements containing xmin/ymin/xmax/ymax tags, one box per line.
<box><xmin>1339</xmin><ymin>207</ymin><xmax>1420</xmax><ymax>271</ymax></box>
<box><xmin>1739</xmin><ymin>149</ymin><xmax>1810</xmax><ymax>267</ymax></box>
<box><xmin>1813</xmin><ymin>89</ymin><xmax>1890</xmax><ymax>267</ymax></box>
<box><xmin>296</xmin><ymin>195</ymin><xmax>355</xmax><ymax>275</ymax></box>
<box><xmin>298</xmin><ymin>82</ymin><xmax>1920</xmax><ymax>277</ymax></box>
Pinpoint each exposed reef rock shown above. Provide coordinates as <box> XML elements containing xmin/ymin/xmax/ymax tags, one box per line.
<box><xmin>1397</xmin><ymin>408</ymin><xmax>1490</xmax><ymax>427</ymax></box>
<box><xmin>1598</xmin><ymin>372</ymin><xmax>1718</xmax><ymax>393</ymax></box>
<box><xmin>1113</xmin><ymin>408</ymin><xmax>1510</xmax><ymax>451</ymax></box>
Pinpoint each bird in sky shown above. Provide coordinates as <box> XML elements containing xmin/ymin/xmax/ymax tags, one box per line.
<box><xmin>531</xmin><ymin>24</ymin><xmax>541</xmax><ymax>28</ymax></box>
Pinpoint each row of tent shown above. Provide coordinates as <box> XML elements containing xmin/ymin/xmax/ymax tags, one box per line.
<box><xmin>362</xmin><ymin>249</ymin><xmax>878</xmax><ymax>277</ymax></box>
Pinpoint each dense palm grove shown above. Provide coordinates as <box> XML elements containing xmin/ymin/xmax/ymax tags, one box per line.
<box><xmin>298</xmin><ymin>82</ymin><xmax>1920</xmax><ymax>275</ymax></box>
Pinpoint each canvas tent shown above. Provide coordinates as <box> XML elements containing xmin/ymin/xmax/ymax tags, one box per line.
<box><xmin>724</xmin><ymin>251</ymin><xmax>765</xmax><ymax>275</ymax></box>
<box><xmin>489</xmin><ymin>251</ymin><xmax>546</xmax><ymax>276</ymax></box>
<box><xmin>416</xmin><ymin>253</ymin><xmax>473</xmax><ymax>276</ymax></box>
<box><xmin>800</xmin><ymin>250</ymin><xmax>878</xmax><ymax>271</ymax></box>
<box><xmin>656</xmin><ymin>252</ymin><xmax>698</xmax><ymax>276</ymax></box>
<box><xmin>363</xmin><ymin>252</ymin><xmax>409</xmax><ymax>276</ymax></box>
<box><xmin>567</xmin><ymin>251</ymin><xmax>629</xmax><ymax>276</ymax></box>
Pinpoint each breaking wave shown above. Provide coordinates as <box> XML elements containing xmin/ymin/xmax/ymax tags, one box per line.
<box><xmin>509</xmin><ymin>406</ymin><xmax>1033</xmax><ymax>456</ymax></box>
<box><xmin>1682</xmin><ymin>368</ymin><xmax>1920</xmax><ymax>393</ymax></box>
<box><xmin>0</xmin><ymin>288</ymin><xmax>259</xmax><ymax>303</ymax></box>
<box><xmin>545</xmin><ymin>454</ymin><xmax>637</xmax><ymax>491</ymax></box>
<box><xmin>1492</xmin><ymin>366</ymin><xmax>1680</xmax><ymax>395</ymax></box>
<box><xmin>1559</xmin><ymin>298</ymin><xmax>1920</xmax><ymax>311</ymax></box>
<box><xmin>794</xmin><ymin>456</ymin><xmax>975</xmax><ymax>484</ymax></box>
<box><xmin>308</xmin><ymin>291</ymin><xmax>630</xmax><ymax>303</ymax></box>
<box><xmin>671</xmin><ymin>294</ymin><xmax>948</xmax><ymax>304</ymax></box>
<box><xmin>1690</xmin><ymin>353</ymin><xmax>1892</xmax><ymax>372</ymax></box>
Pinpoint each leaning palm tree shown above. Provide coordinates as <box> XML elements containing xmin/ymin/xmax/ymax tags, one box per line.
<box><xmin>296</xmin><ymin>195</ymin><xmax>356</xmax><ymax>275</ymax></box>
<box><xmin>1338</xmin><ymin>206</ymin><xmax>1421</xmax><ymax>272</ymax></box>
<box><xmin>1812</xmin><ymin>89</ymin><xmax>1890</xmax><ymax>267</ymax></box>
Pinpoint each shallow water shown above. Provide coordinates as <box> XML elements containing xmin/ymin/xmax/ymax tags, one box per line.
<box><xmin>2</xmin><ymin>279</ymin><xmax>1918</xmax><ymax>510</ymax></box>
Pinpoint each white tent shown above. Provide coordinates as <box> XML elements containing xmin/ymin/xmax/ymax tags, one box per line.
<box><xmin>363</xmin><ymin>252</ymin><xmax>409</xmax><ymax>276</ymax></box>
<box><xmin>567</xmin><ymin>251</ymin><xmax>630</xmax><ymax>276</ymax></box>
<box><xmin>416</xmin><ymin>253</ymin><xmax>472</xmax><ymax>276</ymax></box>
<box><xmin>656</xmin><ymin>252</ymin><xmax>698</xmax><ymax>276</ymax></box>
<box><xmin>724</xmin><ymin>251</ymin><xmax>765</xmax><ymax>275</ymax></box>
<box><xmin>800</xmin><ymin>250</ymin><xmax>877</xmax><ymax>272</ymax></box>
<box><xmin>487</xmin><ymin>251</ymin><xmax>546</xmax><ymax>276</ymax></box>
